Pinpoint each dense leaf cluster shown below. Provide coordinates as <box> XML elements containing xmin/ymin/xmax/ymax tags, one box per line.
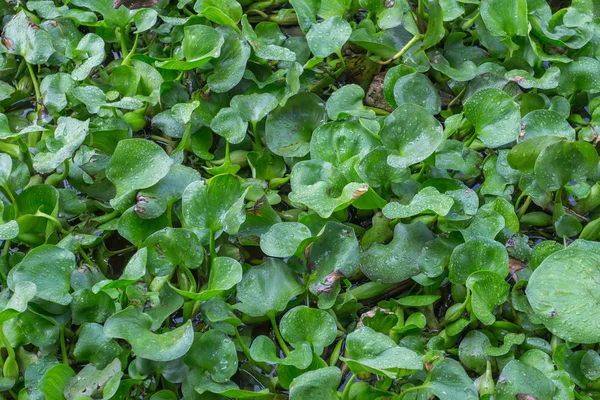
<box><xmin>0</xmin><ymin>0</ymin><xmax>599</xmax><ymax>398</ymax></box>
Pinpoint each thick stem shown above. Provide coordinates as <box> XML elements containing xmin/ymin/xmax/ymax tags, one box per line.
<box><xmin>234</xmin><ymin>329</ymin><xmax>272</xmax><ymax>372</ymax></box>
<box><xmin>180</xmin><ymin>265</ymin><xmax>197</xmax><ymax>293</ymax></box>
<box><xmin>377</xmin><ymin>34</ymin><xmax>422</xmax><ymax>65</ymax></box>
<box><xmin>397</xmin><ymin>385</ymin><xmax>427</xmax><ymax>399</ymax></box>
<box><xmin>78</xmin><ymin>248</ymin><xmax>94</xmax><ymax>266</ymax></box>
<box><xmin>0</xmin><ymin>324</ymin><xmax>14</xmax><ymax>361</ymax></box>
<box><xmin>119</xmin><ymin>26</ymin><xmax>128</xmax><ymax>58</ymax></box>
<box><xmin>26</xmin><ymin>61</ymin><xmax>41</xmax><ymax>114</ymax></box>
<box><xmin>2</xmin><ymin>184</ymin><xmax>17</xmax><ymax>217</ymax></box>
<box><xmin>60</xmin><ymin>327</ymin><xmax>69</xmax><ymax>365</ymax></box>
<box><xmin>122</xmin><ymin>33</ymin><xmax>139</xmax><ymax>66</ymax></box>
<box><xmin>175</xmin><ymin>124</ymin><xmax>193</xmax><ymax>153</ymax></box>
<box><xmin>517</xmin><ymin>196</ymin><xmax>532</xmax><ymax>220</ymax></box>
<box><xmin>209</xmin><ymin>230</ymin><xmax>217</xmax><ymax>265</ymax></box>
<box><xmin>341</xmin><ymin>373</ymin><xmax>357</xmax><ymax>400</ymax></box>
<box><xmin>269</xmin><ymin>314</ymin><xmax>290</xmax><ymax>356</ymax></box>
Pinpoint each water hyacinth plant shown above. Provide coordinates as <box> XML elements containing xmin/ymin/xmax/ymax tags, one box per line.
<box><xmin>0</xmin><ymin>0</ymin><xmax>599</xmax><ymax>398</ymax></box>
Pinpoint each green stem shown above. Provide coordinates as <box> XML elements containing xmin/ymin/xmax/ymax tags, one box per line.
<box><xmin>334</xmin><ymin>50</ymin><xmax>346</xmax><ymax>78</ymax></box>
<box><xmin>446</xmin><ymin>87</ymin><xmax>466</xmax><ymax>109</ymax></box>
<box><xmin>234</xmin><ymin>329</ymin><xmax>273</xmax><ymax>372</ymax></box>
<box><xmin>175</xmin><ymin>124</ymin><xmax>193</xmax><ymax>153</ymax></box>
<box><xmin>269</xmin><ymin>314</ymin><xmax>290</xmax><ymax>356</ymax></box>
<box><xmin>180</xmin><ymin>265</ymin><xmax>197</xmax><ymax>293</ymax></box>
<box><xmin>2</xmin><ymin>184</ymin><xmax>18</xmax><ymax>217</ymax></box>
<box><xmin>34</xmin><ymin>210</ymin><xmax>65</xmax><ymax>233</ymax></box>
<box><xmin>251</xmin><ymin>121</ymin><xmax>262</xmax><ymax>149</ymax></box>
<box><xmin>0</xmin><ymin>142</ymin><xmax>20</xmax><ymax>159</ymax></box>
<box><xmin>0</xmin><ymin>324</ymin><xmax>14</xmax><ymax>361</ymax></box>
<box><xmin>517</xmin><ymin>196</ymin><xmax>532</xmax><ymax>220</ymax></box>
<box><xmin>378</xmin><ymin>34</ymin><xmax>422</xmax><ymax>65</ymax></box>
<box><xmin>119</xmin><ymin>26</ymin><xmax>128</xmax><ymax>58</ymax></box>
<box><xmin>44</xmin><ymin>160</ymin><xmax>70</xmax><ymax>186</ymax></box>
<box><xmin>341</xmin><ymin>373</ymin><xmax>356</xmax><ymax>400</ymax></box>
<box><xmin>366</xmin><ymin>106</ymin><xmax>390</xmax><ymax>116</ymax></box>
<box><xmin>122</xmin><ymin>32</ymin><xmax>139</xmax><ymax>66</ymax></box>
<box><xmin>225</xmin><ymin>141</ymin><xmax>231</xmax><ymax>164</ymax></box>
<box><xmin>91</xmin><ymin>209</ymin><xmax>120</xmax><ymax>224</ymax></box>
<box><xmin>78</xmin><ymin>248</ymin><xmax>94</xmax><ymax>266</ymax></box>
<box><xmin>26</xmin><ymin>61</ymin><xmax>41</xmax><ymax>114</ymax></box>
<box><xmin>397</xmin><ymin>385</ymin><xmax>427</xmax><ymax>399</ymax></box>
<box><xmin>60</xmin><ymin>327</ymin><xmax>69</xmax><ymax>365</ymax></box>
<box><xmin>246</xmin><ymin>8</ymin><xmax>269</xmax><ymax>18</ymax></box>
<box><xmin>209</xmin><ymin>230</ymin><xmax>217</xmax><ymax>269</ymax></box>
<box><xmin>166</xmin><ymin>203</ymin><xmax>173</xmax><ymax>227</ymax></box>
<box><xmin>150</xmin><ymin>135</ymin><xmax>176</xmax><ymax>146</ymax></box>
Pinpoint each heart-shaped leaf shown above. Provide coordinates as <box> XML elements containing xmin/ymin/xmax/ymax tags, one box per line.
<box><xmin>103</xmin><ymin>306</ymin><xmax>194</xmax><ymax>362</ymax></box>
<box><xmin>380</xmin><ymin>104</ymin><xmax>443</xmax><ymax>168</ymax></box>
<box><xmin>464</xmin><ymin>88</ymin><xmax>520</xmax><ymax>148</ymax></box>
<box><xmin>340</xmin><ymin>326</ymin><xmax>422</xmax><ymax>378</ymax></box>
<box><xmin>234</xmin><ymin>258</ymin><xmax>304</xmax><ymax>318</ymax></box>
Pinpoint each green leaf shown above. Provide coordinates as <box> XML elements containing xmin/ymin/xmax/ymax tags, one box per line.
<box><xmin>495</xmin><ymin>360</ymin><xmax>556</xmax><ymax>399</ymax></box>
<box><xmin>581</xmin><ymin>350</ymin><xmax>600</xmax><ymax>381</ymax></box>
<box><xmin>106</xmin><ymin>139</ymin><xmax>173</xmax><ymax>200</ymax></box>
<box><xmin>182</xmin><ymin>173</ymin><xmax>247</xmax><ymax>238</ymax></box>
<box><xmin>449</xmin><ymin>237</ymin><xmax>509</xmax><ymax>284</ymax></box>
<box><xmin>39</xmin><ymin>364</ymin><xmax>75</xmax><ymax>400</ymax></box>
<box><xmin>557</xmin><ymin>57</ymin><xmax>600</xmax><ymax>96</ymax></box>
<box><xmin>156</xmin><ymin>25</ymin><xmax>223</xmax><ymax>70</ymax></box>
<box><xmin>73</xmin><ymin>323</ymin><xmax>124</xmax><ymax>369</ymax></box>
<box><xmin>289</xmin><ymin>0</ymin><xmax>319</xmax><ymax>33</ymax></box>
<box><xmin>241</xmin><ymin>15</ymin><xmax>296</xmax><ymax>61</ymax></box>
<box><xmin>33</xmin><ymin>117</ymin><xmax>89</xmax><ymax>174</ymax></box>
<box><xmin>423</xmin><ymin>358</ymin><xmax>478</xmax><ymax>400</ymax></box>
<box><xmin>103</xmin><ymin>306</ymin><xmax>194</xmax><ymax>361</ymax></box>
<box><xmin>393</xmin><ymin>73</ymin><xmax>441</xmax><ymax>115</ymax></box>
<box><xmin>260</xmin><ymin>222</ymin><xmax>312</xmax><ymax>258</ymax></box>
<box><xmin>71</xmin><ymin>33</ymin><xmax>105</xmax><ymax>81</ymax></box>
<box><xmin>380</xmin><ymin>104</ymin><xmax>443</xmax><ymax>168</ymax></box>
<box><xmin>265</xmin><ymin>92</ymin><xmax>327</xmax><ymax>157</ymax></box>
<box><xmin>280</xmin><ymin>306</ymin><xmax>337</xmax><ymax>354</ymax></box>
<box><xmin>534</xmin><ymin>140</ymin><xmax>598</xmax><ymax>191</ymax></box>
<box><xmin>505</xmin><ymin>67</ymin><xmax>560</xmax><ymax>89</ymax></box>
<box><xmin>133</xmin><ymin>8</ymin><xmax>157</xmax><ymax>32</ymax></box>
<box><xmin>64</xmin><ymin>359</ymin><xmax>122</xmax><ymax>399</ymax></box>
<box><xmin>423</xmin><ymin>0</ymin><xmax>444</xmax><ymax>49</ymax></box>
<box><xmin>231</xmin><ymin>92</ymin><xmax>279</xmax><ymax>124</ymax></box>
<box><xmin>184</xmin><ymin>330</ymin><xmax>238</xmax><ymax>383</ymax></box>
<box><xmin>250</xmin><ymin>336</ymin><xmax>312</xmax><ymax>369</ymax></box>
<box><xmin>234</xmin><ymin>258</ymin><xmax>304</xmax><ymax>318</ymax></box>
<box><xmin>208</xmin><ymin>27</ymin><xmax>251</xmax><ymax>93</ymax></box>
<box><xmin>382</xmin><ymin>186</ymin><xmax>454</xmax><ymax>219</ymax></box>
<box><xmin>463</xmin><ymin>88</ymin><xmax>520</xmax><ymax>148</ymax></box>
<box><xmin>210</xmin><ymin>108</ymin><xmax>248</xmax><ymax>144</ymax></box>
<box><xmin>360</xmin><ymin>222</ymin><xmax>434</xmax><ymax>283</ymax></box>
<box><xmin>307</xmin><ymin>221</ymin><xmax>359</xmax><ymax>297</ymax></box>
<box><xmin>306</xmin><ymin>16</ymin><xmax>352</xmax><ymax>58</ymax></box>
<box><xmin>356</xmin><ymin>147</ymin><xmax>410</xmax><ymax>188</ymax></box>
<box><xmin>288</xmin><ymin>160</ymin><xmax>369</xmax><ymax>218</ymax></box>
<box><xmin>10</xmin><ymin>245</ymin><xmax>76</xmax><ymax>305</ymax></box>
<box><xmin>0</xmin><ymin>281</ymin><xmax>36</xmax><ymax>323</ymax></box>
<box><xmin>197</xmin><ymin>0</ymin><xmax>242</xmax><ymax>29</ymax></box>
<box><xmin>527</xmin><ymin>246</ymin><xmax>600</xmax><ymax>343</ymax></box>
<box><xmin>480</xmin><ymin>0</ymin><xmax>528</xmax><ymax>37</ymax></box>
<box><xmin>521</xmin><ymin>109</ymin><xmax>575</xmax><ymax>141</ymax></box>
<box><xmin>2</xmin><ymin>11</ymin><xmax>55</xmax><ymax>64</ymax></box>
<box><xmin>289</xmin><ymin>367</ymin><xmax>342</xmax><ymax>400</ymax></box>
<box><xmin>340</xmin><ymin>326</ymin><xmax>422</xmax><ymax>378</ymax></box>
<box><xmin>326</xmin><ymin>84</ymin><xmax>376</xmax><ymax>120</ymax></box>
<box><xmin>466</xmin><ymin>270</ymin><xmax>510</xmax><ymax>325</ymax></box>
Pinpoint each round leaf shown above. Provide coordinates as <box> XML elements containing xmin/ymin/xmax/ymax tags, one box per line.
<box><xmin>380</xmin><ymin>104</ymin><xmax>443</xmax><ymax>168</ymax></box>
